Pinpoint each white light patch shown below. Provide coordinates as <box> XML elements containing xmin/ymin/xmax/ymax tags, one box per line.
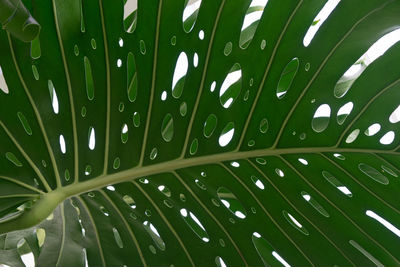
<box><xmin>253</xmin><ymin>232</ymin><xmax>261</xmax><ymax>238</ymax></box>
<box><xmin>255</xmin><ymin>179</ymin><xmax>265</xmax><ymax>190</ymax></box>
<box><xmin>161</xmin><ymin>91</ymin><xmax>167</xmax><ymax>101</ymax></box>
<box><xmin>158</xmin><ymin>185</ymin><xmax>165</xmax><ymax>191</ymax></box>
<box><xmin>49</xmin><ymin>81</ymin><xmax>59</xmax><ymax>114</ymax></box>
<box><xmin>235</xmin><ymin>211</ymin><xmax>246</xmax><ymax>219</ymax></box>
<box><xmin>190</xmin><ymin>212</ymin><xmax>207</xmax><ymax>232</ymax></box>
<box><xmin>198</xmin><ymin>30</ymin><xmax>204</xmax><ymax>40</ymax></box>
<box><xmin>124</xmin><ymin>0</ymin><xmax>137</xmax><ymax>20</ymax></box>
<box><xmin>89</xmin><ymin>127</ymin><xmax>96</xmax><ymax>150</ymax></box>
<box><xmin>107</xmin><ymin>185</ymin><xmax>115</xmax><ymax>191</ymax></box>
<box><xmin>380</xmin><ymin>131</ymin><xmax>395</xmax><ymax>145</ymax></box>
<box><xmin>338</xmin><ymin>186</ymin><xmax>352</xmax><ymax>196</ymax></box>
<box><xmin>59</xmin><ymin>135</ymin><xmax>66</xmax><ymax>154</ymax></box>
<box><xmin>231</xmin><ymin>161</ymin><xmax>240</xmax><ymax>167</ymax></box>
<box><xmin>220</xmin><ymin>70</ymin><xmax>242</xmax><ymax>97</ymax></box>
<box><xmin>337</xmin><ymin>102</ymin><xmax>353</xmax><ymax>116</ymax></box>
<box><xmin>298</xmin><ymin>158</ymin><xmax>308</xmax><ymax>165</ymax></box>
<box><xmin>119</xmin><ymin>38</ymin><xmax>124</xmax><ymax>47</ymax></box>
<box><xmin>210</xmin><ymin>81</ymin><xmax>216</xmax><ymax>92</ymax></box>
<box><xmin>21</xmin><ymin>253</ymin><xmax>35</xmax><ymax>267</ymax></box>
<box><xmin>218</xmin><ymin>128</ymin><xmax>234</xmax><ymax>147</ymax></box>
<box><xmin>217</xmin><ymin>257</ymin><xmax>227</xmax><ymax>267</ymax></box>
<box><xmin>172</xmin><ymin>52</ymin><xmax>188</xmax><ymax>89</ymax></box>
<box><xmin>0</xmin><ymin>66</ymin><xmax>9</xmax><ymax>94</ymax></box>
<box><xmin>303</xmin><ymin>0</ymin><xmax>341</xmax><ymax>47</ymax></box>
<box><xmin>302</xmin><ymin>194</ymin><xmax>311</xmax><ymax>201</ymax></box>
<box><xmin>182</xmin><ymin>0</ymin><xmax>201</xmax><ymax>22</ymax></box>
<box><xmin>180</xmin><ymin>208</ymin><xmax>188</xmax><ymax>217</ymax></box>
<box><xmin>365</xmin><ymin>123</ymin><xmax>381</xmax><ymax>136</ymax></box>
<box><xmin>389</xmin><ymin>105</ymin><xmax>400</xmax><ymax>123</ymax></box>
<box><xmin>288</xmin><ymin>213</ymin><xmax>303</xmax><ymax>228</ymax></box>
<box><xmin>221</xmin><ymin>199</ymin><xmax>230</xmax><ymax>208</ymax></box>
<box><xmin>193</xmin><ymin>52</ymin><xmax>199</xmax><ymax>67</ymax></box>
<box><xmin>313</xmin><ymin>104</ymin><xmax>331</xmax><ymax>118</ymax></box>
<box><xmin>366</xmin><ymin>210</ymin><xmax>400</xmax><ymax>238</ymax></box>
<box><xmin>117</xmin><ymin>59</ymin><xmax>122</xmax><ymax>68</ymax></box>
<box><xmin>272</xmin><ymin>251</ymin><xmax>291</xmax><ymax>267</ymax></box>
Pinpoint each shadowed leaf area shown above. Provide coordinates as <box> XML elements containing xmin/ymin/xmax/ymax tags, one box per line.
<box><xmin>0</xmin><ymin>0</ymin><xmax>400</xmax><ymax>266</ymax></box>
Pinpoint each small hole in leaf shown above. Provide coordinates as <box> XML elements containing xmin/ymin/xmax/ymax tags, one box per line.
<box><xmin>121</xmin><ymin>124</ymin><xmax>128</xmax><ymax>144</ymax></box>
<box><xmin>203</xmin><ymin>114</ymin><xmax>217</xmax><ymax>138</ymax></box>
<box><xmin>123</xmin><ymin>195</ymin><xmax>136</xmax><ymax>209</ymax></box>
<box><xmin>31</xmin><ymin>36</ymin><xmax>41</xmax><ymax>59</ymax></box>
<box><xmin>143</xmin><ymin>221</ymin><xmax>166</xmax><ymax>250</ymax></box>
<box><xmin>251</xmin><ymin>175</ymin><xmax>265</xmax><ymax>190</ymax></box>
<box><xmin>133</xmin><ymin>112</ymin><xmax>140</xmax><ymax>127</ymax></box>
<box><xmin>312</xmin><ymin>104</ymin><xmax>331</xmax><ymax>132</ymax></box>
<box><xmin>180</xmin><ymin>208</ymin><xmax>209</xmax><ymax>242</ymax></box>
<box><xmin>301</xmin><ymin>191</ymin><xmax>329</xmax><ymax>217</ymax></box>
<box><xmin>0</xmin><ymin>66</ymin><xmax>9</xmax><ymax>94</ymax></box>
<box><xmin>91</xmin><ymin>38</ymin><xmax>96</xmax><ymax>49</ymax></box>
<box><xmin>224</xmin><ymin>42</ymin><xmax>232</xmax><ymax>56</ymax></box>
<box><xmin>283</xmin><ymin>210</ymin><xmax>309</xmax><ymax>235</ymax></box>
<box><xmin>230</xmin><ymin>161</ymin><xmax>240</xmax><ymax>167</ymax></box>
<box><xmin>193</xmin><ymin>52</ymin><xmax>199</xmax><ymax>67</ymax></box>
<box><xmin>150</xmin><ymin>148</ymin><xmax>158</xmax><ymax>160</ymax></box>
<box><xmin>198</xmin><ymin>30</ymin><xmax>204</xmax><ymax>40</ymax></box>
<box><xmin>180</xmin><ymin>102</ymin><xmax>187</xmax><ymax>117</ymax></box>
<box><xmin>113</xmin><ymin>157</ymin><xmax>120</xmax><ymax>169</ymax></box>
<box><xmin>190</xmin><ymin>138</ymin><xmax>198</xmax><ymax>155</ymax></box>
<box><xmin>210</xmin><ymin>81</ymin><xmax>216</xmax><ymax>92</ymax></box>
<box><xmin>259</xmin><ymin>118</ymin><xmax>268</xmax><ymax>133</ymax></box>
<box><xmin>161</xmin><ymin>114</ymin><xmax>174</xmax><ymax>142</ymax></box>
<box><xmin>59</xmin><ymin>135</ymin><xmax>66</xmax><ymax>154</ymax></box>
<box><xmin>88</xmin><ymin>127</ymin><xmax>95</xmax><ymax>150</ymax></box>
<box><xmin>140</xmin><ymin>40</ymin><xmax>146</xmax><ymax>54</ymax></box>
<box><xmin>158</xmin><ymin>185</ymin><xmax>171</xmax><ymax>197</ymax></box>
<box><xmin>32</xmin><ymin>65</ymin><xmax>39</xmax><ymax>80</ymax></box>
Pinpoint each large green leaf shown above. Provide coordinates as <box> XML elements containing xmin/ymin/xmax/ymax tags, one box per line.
<box><xmin>0</xmin><ymin>0</ymin><xmax>400</xmax><ymax>266</ymax></box>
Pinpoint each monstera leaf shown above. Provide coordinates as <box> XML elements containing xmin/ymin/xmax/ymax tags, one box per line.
<box><xmin>1</xmin><ymin>0</ymin><xmax>400</xmax><ymax>265</ymax></box>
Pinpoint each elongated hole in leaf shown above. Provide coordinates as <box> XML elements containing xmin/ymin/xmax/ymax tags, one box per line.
<box><xmin>48</xmin><ymin>80</ymin><xmax>59</xmax><ymax>114</ymax></box>
<box><xmin>127</xmin><ymin>52</ymin><xmax>138</xmax><ymax>102</ymax></box>
<box><xmin>312</xmin><ymin>104</ymin><xmax>331</xmax><ymax>133</ymax></box>
<box><xmin>219</xmin><ymin>63</ymin><xmax>242</xmax><ymax>108</ymax></box>
<box><xmin>334</xmin><ymin>28</ymin><xmax>400</xmax><ymax>98</ymax></box>
<box><xmin>17</xmin><ymin>112</ymin><xmax>32</xmax><ymax>136</ymax></box>
<box><xmin>172</xmin><ymin>52</ymin><xmax>188</xmax><ymax>99</ymax></box>
<box><xmin>179</xmin><ymin>209</ymin><xmax>209</xmax><ymax>242</ymax></box>
<box><xmin>6</xmin><ymin>152</ymin><xmax>22</xmax><ymax>167</ymax></box>
<box><xmin>121</xmin><ymin>124</ymin><xmax>128</xmax><ymax>144</ymax></box>
<box><xmin>182</xmin><ymin>0</ymin><xmax>202</xmax><ymax>33</ymax></box>
<box><xmin>337</xmin><ymin>102</ymin><xmax>353</xmax><ymax>125</ymax></box>
<box><xmin>88</xmin><ymin>127</ymin><xmax>95</xmax><ymax>150</ymax></box>
<box><xmin>276</xmin><ymin>58</ymin><xmax>299</xmax><ymax>99</ymax></box>
<box><xmin>0</xmin><ymin>66</ymin><xmax>9</xmax><ymax>94</ymax></box>
<box><xmin>239</xmin><ymin>0</ymin><xmax>269</xmax><ymax>49</ymax></box>
<box><xmin>203</xmin><ymin>114</ymin><xmax>217</xmax><ymax>138</ymax></box>
<box><xmin>322</xmin><ymin>170</ymin><xmax>352</xmax><ymax>197</ymax></box>
<box><xmin>124</xmin><ymin>0</ymin><xmax>138</xmax><ymax>33</ymax></box>
<box><xmin>303</xmin><ymin>0</ymin><xmax>340</xmax><ymax>47</ymax></box>
<box><xmin>143</xmin><ymin>221</ymin><xmax>166</xmax><ymax>250</ymax></box>
<box><xmin>84</xmin><ymin>56</ymin><xmax>95</xmax><ymax>100</ymax></box>
<box><xmin>113</xmin><ymin>227</ymin><xmax>124</xmax><ymax>248</ymax></box>
<box><xmin>217</xmin><ymin>187</ymin><xmax>247</xmax><ymax>219</ymax></box>
<box><xmin>358</xmin><ymin>163</ymin><xmax>389</xmax><ymax>185</ymax></box>
<box><xmin>380</xmin><ymin>131</ymin><xmax>395</xmax><ymax>145</ymax></box>
<box><xmin>59</xmin><ymin>135</ymin><xmax>66</xmax><ymax>154</ymax></box>
<box><xmin>282</xmin><ymin>210</ymin><xmax>309</xmax><ymax>235</ymax></box>
<box><xmin>301</xmin><ymin>191</ymin><xmax>330</xmax><ymax>217</ymax></box>
<box><xmin>161</xmin><ymin>113</ymin><xmax>174</xmax><ymax>142</ymax></box>
<box><xmin>349</xmin><ymin>240</ymin><xmax>384</xmax><ymax>266</ymax></box>
<box><xmin>218</xmin><ymin>122</ymin><xmax>235</xmax><ymax>147</ymax></box>
<box><xmin>30</xmin><ymin>36</ymin><xmax>41</xmax><ymax>59</ymax></box>
<box><xmin>366</xmin><ymin>210</ymin><xmax>400</xmax><ymax>237</ymax></box>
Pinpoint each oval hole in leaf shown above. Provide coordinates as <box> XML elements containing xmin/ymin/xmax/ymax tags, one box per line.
<box><xmin>322</xmin><ymin>170</ymin><xmax>352</xmax><ymax>197</ymax></box>
<box><xmin>30</xmin><ymin>36</ymin><xmax>41</xmax><ymax>59</ymax></box>
<box><xmin>133</xmin><ymin>112</ymin><xmax>140</xmax><ymax>127</ymax></box>
<box><xmin>251</xmin><ymin>175</ymin><xmax>265</xmax><ymax>190</ymax></box>
<box><xmin>112</xmin><ymin>227</ymin><xmax>124</xmax><ymax>248</ymax></box>
<box><xmin>182</xmin><ymin>0</ymin><xmax>202</xmax><ymax>33</ymax></box>
<box><xmin>282</xmin><ymin>210</ymin><xmax>309</xmax><ymax>235</ymax></box>
<box><xmin>337</xmin><ymin>102</ymin><xmax>353</xmax><ymax>125</ymax></box>
<box><xmin>252</xmin><ymin>232</ymin><xmax>287</xmax><ymax>266</ymax></box>
<box><xmin>215</xmin><ymin>256</ymin><xmax>228</xmax><ymax>267</ymax></box>
<box><xmin>84</xmin><ymin>56</ymin><xmax>95</xmax><ymax>100</ymax></box>
<box><xmin>345</xmin><ymin>129</ymin><xmax>359</xmax><ymax>144</ymax></box>
<box><xmin>358</xmin><ymin>163</ymin><xmax>389</xmax><ymax>185</ymax></box>
<box><xmin>190</xmin><ymin>138</ymin><xmax>198</xmax><ymax>155</ymax></box>
<box><xmin>334</xmin><ymin>28</ymin><xmax>400</xmax><ymax>98</ymax></box>
<box><xmin>180</xmin><ymin>209</ymin><xmax>210</xmax><ymax>242</ymax></box>
<box><xmin>121</xmin><ymin>124</ymin><xmax>128</xmax><ymax>144</ymax></box>
<box><xmin>276</xmin><ymin>58</ymin><xmax>299</xmax><ymax>99</ymax></box>
<box><xmin>217</xmin><ymin>187</ymin><xmax>247</xmax><ymax>219</ymax></box>
<box><xmin>219</xmin><ymin>63</ymin><xmax>242</xmax><ymax>108</ymax></box>
<box><xmin>301</xmin><ymin>191</ymin><xmax>330</xmax><ymax>217</ymax></box>
<box><xmin>161</xmin><ymin>113</ymin><xmax>174</xmax><ymax>142</ymax></box>
<box><xmin>380</xmin><ymin>131</ymin><xmax>395</xmax><ymax>145</ymax></box>
<box><xmin>127</xmin><ymin>52</ymin><xmax>138</xmax><ymax>102</ymax></box>
<box><xmin>123</xmin><ymin>195</ymin><xmax>136</xmax><ymax>209</ymax></box>
<box><xmin>123</xmin><ymin>0</ymin><xmax>137</xmax><ymax>33</ymax></box>
<box><xmin>239</xmin><ymin>0</ymin><xmax>269</xmax><ymax>49</ymax></box>
<box><xmin>219</xmin><ymin>122</ymin><xmax>235</xmax><ymax>147</ymax></box>
<box><xmin>59</xmin><ymin>135</ymin><xmax>66</xmax><ymax>154</ymax></box>
<box><xmin>365</xmin><ymin>123</ymin><xmax>381</xmax><ymax>136</ymax></box>
<box><xmin>157</xmin><ymin>185</ymin><xmax>171</xmax><ymax>197</ymax></box>
<box><xmin>312</xmin><ymin>104</ymin><xmax>331</xmax><ymax>133</ymax></box>
<box><xmin>203</xmin><ymin>114</ymin><xmax>217</xmax><ymax>138</ymax></box>
<box><xmin>172</xmin><ymin>52</ymin><xmax>188</xmax><ymax>99</ymax></box>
